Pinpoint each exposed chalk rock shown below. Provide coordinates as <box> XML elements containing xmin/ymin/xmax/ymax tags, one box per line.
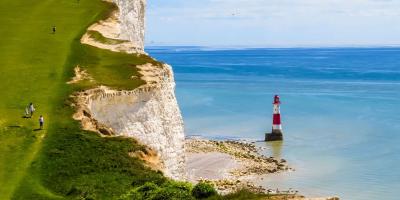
<box><xmin>112</xmin><ymin>0</ymin><xmax>146</xmax><ymax>50</ymax></box>
<box><xmin>79</xmin><ymin>64</ymin><xmax>186</xmax><ymax>180</ymax></box>
<box><xmin>81</xmin><ymin>0</ymin><xmax>145</xmax><ymax>53</ymax></box>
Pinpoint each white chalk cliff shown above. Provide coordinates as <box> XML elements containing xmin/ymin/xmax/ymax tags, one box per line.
<box><xmin>81</xmin><ymin>0</ymin><xmax>146</xmax><ymax>53</ymax></box>
<box><xmin>87</xmin><ymin>64</ymin><xmax>186</xmax><ymax>180</ymax></box>
<box><xmin>113</xmin><ymin>0</ymin><xmax>146</xmax><ymax>50</ymax></box>
<box><xmin>75</xmin><ymin>0</ymin><xmax>186</xmax><ymax>180</ymax></box>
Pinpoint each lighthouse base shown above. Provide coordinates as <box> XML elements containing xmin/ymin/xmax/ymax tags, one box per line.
<box><xmin>265</xmin><ymin>130</ymin><xmax>283</xmax><ymax>141</ymax></box>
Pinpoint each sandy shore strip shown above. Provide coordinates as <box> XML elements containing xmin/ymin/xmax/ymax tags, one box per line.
<box><xmin>185</xmin><ymin>137</ymin><xmax>339</xmax><ymax>200</ymax></box>
<box><xmin>187</xmin><ymin>152</ymin><xmax>240</xmax><ymax>181</ymax></box>
<box><xmin>185</xmin><ymin>137</ymin><xmax>291</xmax><ymax>194</ymax></box>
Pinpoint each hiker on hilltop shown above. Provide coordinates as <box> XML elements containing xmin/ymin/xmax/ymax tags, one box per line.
<box><xmin>29</xmin><ymin>103</ymin><xmax>35</xmax><ymax>117</ymax></box>
<box><xmin>39</xmin><ymin>115</ymin><xmax>44</xmax><ymax>130</ymax></box>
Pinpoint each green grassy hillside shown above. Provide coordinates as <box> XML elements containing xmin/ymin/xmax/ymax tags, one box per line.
<box><xmin>0</xmin><ymin>0</ymin><xmax>165</xmax><ymax>199</ymax></box>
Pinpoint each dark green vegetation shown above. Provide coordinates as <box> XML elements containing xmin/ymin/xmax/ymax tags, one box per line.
<box><xmin>0</xmin><ymin>0</ymin><xmax>273</xmax><ymax>199</ymax></box>
<box><xmin>120</xmin><ymin>181</ymin><xmax>195</xmax><ymax>200</ymax></box>
<box><xmin>192</xmin><ymin>182</ymin><xmax>218</xmax><ymax>199</ymax></box>
<box><xmin>118</xmin><ymin>182</ymin><xmax>271</xmax><ymax>200</ymax></box>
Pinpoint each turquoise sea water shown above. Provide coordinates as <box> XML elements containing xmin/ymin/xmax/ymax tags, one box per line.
<box><xmin>148</xmin><ymin>47</ymin><xmax>400</xmax><ymax>200</ymax></box>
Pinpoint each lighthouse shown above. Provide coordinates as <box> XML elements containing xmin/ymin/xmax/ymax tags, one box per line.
<box><xmin>265</xmin><ymin>95</ymin><xmax>283</xmax><ymax>141</ymax></box>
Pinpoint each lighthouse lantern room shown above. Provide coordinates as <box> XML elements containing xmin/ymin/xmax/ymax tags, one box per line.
<box><xmin>265</xmin><ymin>95</ymin><xmax>284</xmax><ymax>141</ymax></box>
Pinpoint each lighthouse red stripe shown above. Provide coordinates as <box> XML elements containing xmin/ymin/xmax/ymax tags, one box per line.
<box><xmin>273</xmin><ymin>114</ymin><xmax>281</xmax><ymax>125</ymax></box>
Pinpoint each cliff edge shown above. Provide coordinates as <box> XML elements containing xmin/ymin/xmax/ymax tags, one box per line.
<box><xmin>81</xmin><ymin>0</ymin><xmax>145</xmax><ymax>53</ymax></box>
<box><xmin>73</xmin><ymin>0</ymin><xmax>186</xmax><ymax>180</ymax></box>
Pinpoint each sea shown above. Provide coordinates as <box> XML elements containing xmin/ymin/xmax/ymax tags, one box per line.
<box><xmin>147</xmin><ymin>47</ymin><xmax>400</xmax><ymax>200</ymax></box>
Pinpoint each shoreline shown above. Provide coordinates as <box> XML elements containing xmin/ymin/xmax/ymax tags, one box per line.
<box><xmin>185</xmin><ymin>136</ymin><xmax>339</xmax><ymax>200</ymax></box>
<box><xmin>185</xmin><ymin>137</ymin><xmax>291</xmax><ymax>194</ymax></box>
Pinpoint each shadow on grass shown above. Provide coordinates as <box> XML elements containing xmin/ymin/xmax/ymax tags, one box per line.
<box><xmin>8</xmin><ymin>125</ymin><xmax>22</xmax><ymax>128</ymax></box>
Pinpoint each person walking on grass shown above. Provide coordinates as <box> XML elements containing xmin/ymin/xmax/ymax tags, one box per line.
<box><xmin>29</xmin><ymin>103</ymin><xmax>35</xmax><ymax>117</ymax></box>
<box><xmin>52</xmin><ymin>26</ymin><xmax>56</xmax><ymax>34</ymax></box>
<box><xmin>25</xmin><ymin>106</ymin><xmax>30</xmax><ymax>118</ymax></box>
<box><xmin>39</xmin><ymin>115</ymin><xmax>44</xmax><ymax>130</ymax></box>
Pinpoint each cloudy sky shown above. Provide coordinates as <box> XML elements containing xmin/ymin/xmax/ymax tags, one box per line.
<box><xmin>146</xmin><ymin>0</ymin><xmax>400</xmax><ymax>47</ymax></box>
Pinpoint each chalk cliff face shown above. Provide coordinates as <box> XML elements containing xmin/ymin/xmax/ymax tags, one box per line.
<box><xmin>76</xmin><ymin>0</ymin><xmax>186</xmax><ymax>180</ymax></box>
<box><xmin>113</xmin><ymin>0</ymin><xmax>146</xmax><ymax>50</ymax></box>
<box><xmin>86</xmin><ymin>64</ymin><xmax>186</xmax><ymax>180</ymax></box>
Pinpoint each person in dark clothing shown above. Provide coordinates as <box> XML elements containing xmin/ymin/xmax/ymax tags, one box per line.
<box><xmin>52</xmin><ymin>26</ymin><xmax>56</xmax><ymax>34</ymax></box>
<box><xmin>39</xmin><ymin>115</ymin><xmax>44</xmax><ymax>129</ymax></box>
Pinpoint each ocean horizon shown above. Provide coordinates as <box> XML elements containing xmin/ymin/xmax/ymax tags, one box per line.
<box><xmin>146</xmin><ymin>45</ymin><xmax>400</xmax><ymax>51</ymax></box>
<box><xmin>148</xmin><ymin>46</ymin><xmax>400</xmax><ymax>200</ymax></box>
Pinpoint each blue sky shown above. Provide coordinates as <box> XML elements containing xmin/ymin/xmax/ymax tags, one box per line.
<box><xmin>146</xmin><ymin>0</ymin><xmax>400</xmax><ymax>47</ymax></box>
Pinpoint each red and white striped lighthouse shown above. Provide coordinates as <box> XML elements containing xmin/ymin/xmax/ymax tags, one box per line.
<box><xmin>265</xmin><ymin>95</ymin><xmax>283</xmax><ymax>141</ymax></box>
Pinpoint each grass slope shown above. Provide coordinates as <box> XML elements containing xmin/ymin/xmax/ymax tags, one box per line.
<box><xmin>87</xmin><ymin>30</ymin><xmax>127</xmax><ymax>45</ymax></box>
<box><xmin>0</xmin><ymin>0</ymin><xmax>164</xmax><ymax>199</ymax></box>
